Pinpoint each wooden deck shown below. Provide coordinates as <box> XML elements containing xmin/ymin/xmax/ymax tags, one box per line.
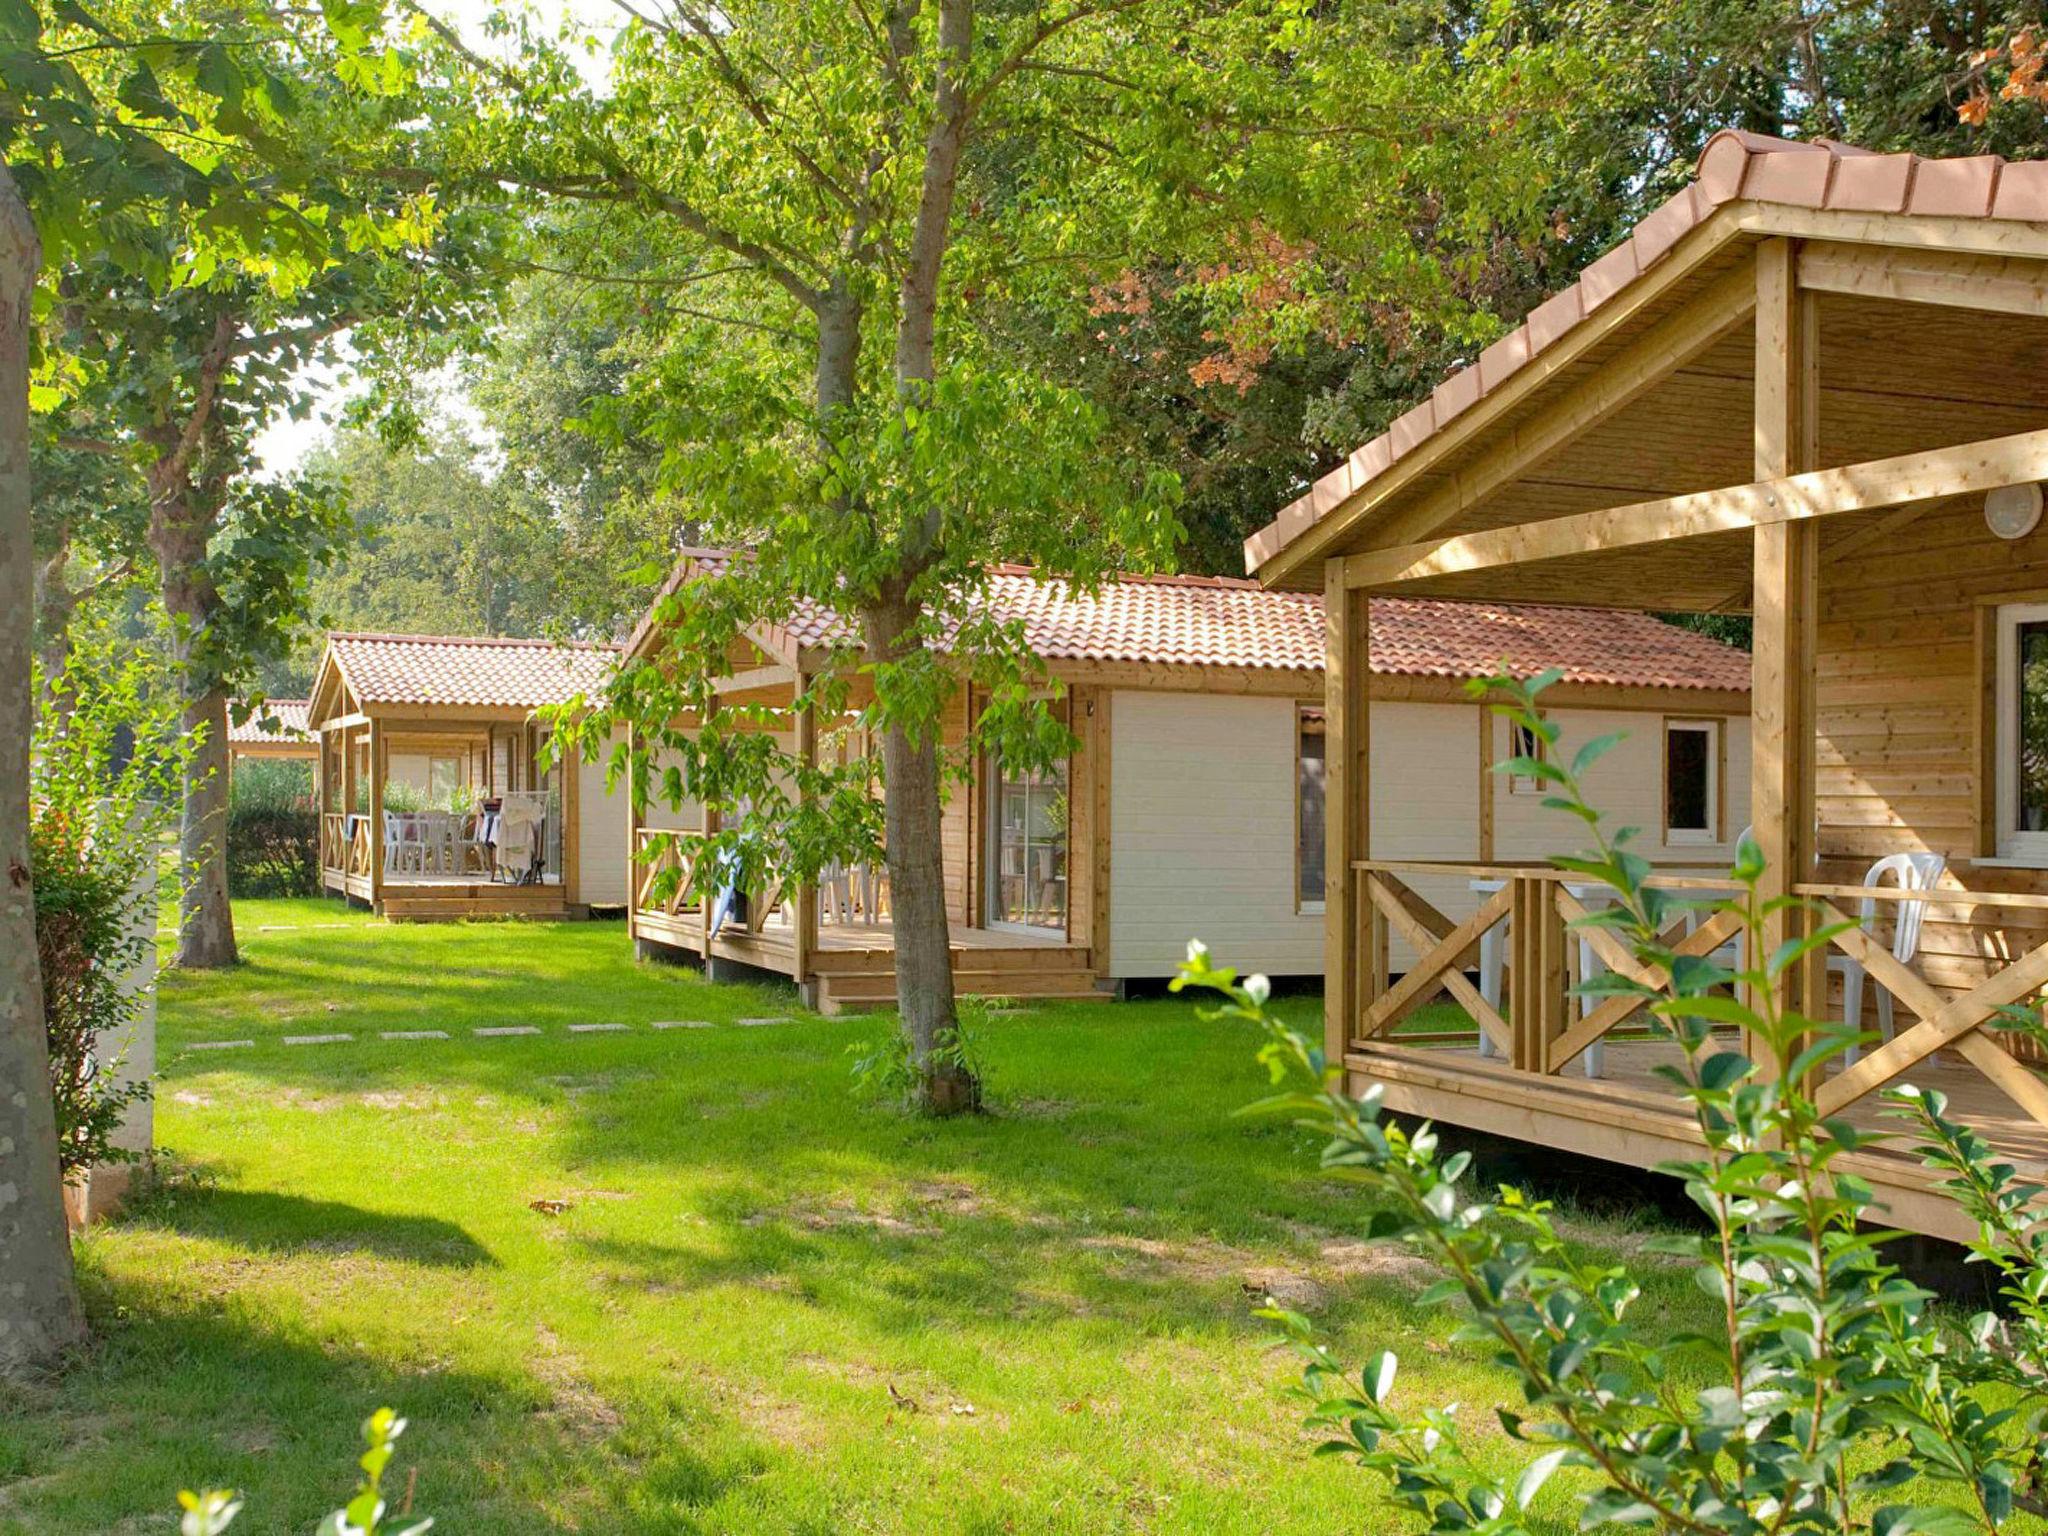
<box><xmin>322</xmin><ymin>867</ymin><xmax>569</xmax><ymax>921</ymax></box>
<box><xmin>1350</xmin><ymin>1033</ymin><xmax>2037</xmax><ymax>1246</ymax></box>
<box><xmin>631</xmin><ymin>905</ymin><xmax>1101</xmax><ymax>1014</ymax></box>
<box><xmin>1333</xmin><ymin>860</ymin><xmax>2048</xmax><ymax>1244</ymax></box>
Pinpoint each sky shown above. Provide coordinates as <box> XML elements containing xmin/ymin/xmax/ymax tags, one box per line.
<box><xmin>250</xmin><ymin>0</ymin><xmax>622</xmax><ymax>476</ymax></box>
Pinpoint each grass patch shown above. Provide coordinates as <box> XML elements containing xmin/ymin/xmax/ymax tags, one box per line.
<box><xmin>0</xmin><ymin>898</ymin><xmax>1717</xmax><ymax>1534</ymax></box>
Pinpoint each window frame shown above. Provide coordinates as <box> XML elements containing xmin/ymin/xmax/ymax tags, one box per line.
<box><xmin>1295</xmin><ymin>704</ymin><xmax>1327</xmax><ymax>915</ymax></box>
<box><xmin>1661</xmin><ymin>717</ymin><xmax>1722</xmax><ymax>848</ymax></box>
<box><xmin>1993</xmin><ymin>600</ymin><xmax>2048</xmax><ymax>864</ymax></box>
<box><xmin>1506</xmin><ymin>720</ymin><xmax>1547</xmax><ymax>795</ymax></box>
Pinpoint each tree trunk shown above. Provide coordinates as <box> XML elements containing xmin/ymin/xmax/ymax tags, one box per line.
<box><xmin>864</xmin><ymin>594</ymin><xmax>976</xmax><ymax>1115</ymax></box>
<box><xmin>175</xmin><ymin>685</ymin><xmax>237</xmax><ymax>969</ymax></box>
<box><xmin>153</xmin><ymin>509</ymin><xmax>238</xmax><ymax>970</ymax></box>
<box><xmin>0</xmin><ymin>161</ymin><xmax>87</xmax><ymax>1379</ymax></box>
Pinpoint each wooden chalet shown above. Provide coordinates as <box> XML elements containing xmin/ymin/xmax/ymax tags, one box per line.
<box><xmin>225</xmin><ymin>698</ymin><xmax>316</xmax><ymax>765</ymax></box>
<box><xmin>307</xmin><ymin>633</ymin><xmax>625</xmax><ymax>921</ymax></box>
<box><xmin>625</xmin><ymin>552</ymin><xmax>1749</xmax><ymax>1015</ymax></box>
<box><xmin>1246</xmin><ymin>129</ymin><xmax>2048</xmax><ymax>1243</ymax></box>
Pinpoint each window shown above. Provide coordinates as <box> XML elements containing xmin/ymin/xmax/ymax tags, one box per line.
<box><xmin>1507</xmin><ymin>720</ymin><xmax>1546</xmax><ymax>794</ymax></box>
<box><xmin>1297</xmin><ymin>707</ymin><xmax>1326</xmax><ymax>911</ymax></box>
<box><xmin>1993</xmin><ymin>602</ymin><xmax>2048</xmax><ymax>862</ymax></box>
<box><xmin>1663</xmin><ymin>719</ymin><xmax>1721</xmax><ymax>845</ymax></box>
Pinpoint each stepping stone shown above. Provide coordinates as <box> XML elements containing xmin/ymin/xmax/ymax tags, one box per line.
<box><xmin>650</xmin><ymin>1020</ymin><xmax>712</xmax><ymax>1031</ymax></box>
<box><xmin>189</xmin><ymin>1039</ymin><xmax>254</xmax><ymax>1051</ymax></box>
<box><xmin>476</xmin><ymin>1026</ymin><xmax>541</xmax><ymax>1038</ymax></box>
<box><xmin>735</xmin><ymin>1017</ymin><xmax>793</xmax><ymax>1028</ymax></box>
<box><xmin>284</xmin><ymin>1033</ymin><xmax>353</xmax><ymax>1046</ymax></box>
<box><xmin>569</xmin><ymin>1022</ymin><xmax>630</xmax><ymax>1034</ymax></box>
<box><xmin>256</xmin><ymin>924</ymin><xmax>300</xmax><ymax>932</ymax></box>
<box><xmin>382</xmin><ymin>1030</ymin><xmax>449</xmax><ymax>1041</ymax></box>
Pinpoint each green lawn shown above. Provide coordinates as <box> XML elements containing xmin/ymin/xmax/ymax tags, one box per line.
<box><xmin>0</xmin><ymin>898</ymin><xmax>1712</xmax><ymax>1534</ymax></box>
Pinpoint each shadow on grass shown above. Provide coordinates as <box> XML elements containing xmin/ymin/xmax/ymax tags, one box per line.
<box><xmin>0</xmin><ymin>1258</ymin><xmax>810</xmax><ymax>1533</ymax></box>
<box><xmin>134</xmin><ymin>1184</ymin><xmax>499</xmax><ymax>1269</ymax></box>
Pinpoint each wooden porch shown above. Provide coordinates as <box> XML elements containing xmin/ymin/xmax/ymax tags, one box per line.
<box><xmin>627</xmin><ymin>829</ymin><xmax>1099</xmax><ymax>1014</ymax></box>
<box><xmin>1343</xmin><ymin>862</ymin><xmax>2048</xmax><ymax>1244</ymax></box>
<box><xmin>1241</xmin><ymin>138</ymin><xmax>2048</xmax><ymax>1244</ymax></box>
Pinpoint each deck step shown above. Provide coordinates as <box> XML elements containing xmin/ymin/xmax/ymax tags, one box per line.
<box><xmin>381</xmin><ymin>893</ymin><xmax>570</xmax><ymax>922</ymax></box>
<box><xmin>815</xmin><ymin>963</ymin><xmax>1103</xmax><ymax>1015</ymax></box>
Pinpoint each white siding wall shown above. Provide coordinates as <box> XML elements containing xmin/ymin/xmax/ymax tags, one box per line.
<box><xmin>1106</xmin><ymin>689</ymin><xmax>1753</xmax><ymax>982</ymax></box>
<box><xmin>576</xmin><ymin>727</ymin><xmax>631</xmax><ymax>906</ymax></box>
<box><xmin>1491</xmin><ymin>708</ymin><xmax>1753</xmax><ymax>866</ymax></box>
<box><xmin>1370</xmin><ymin>702</ymin><xmax>1483</xmax><ymax>970</ymax></box>
<box><xmin>1108</xmin><ymin>691</ymin><xmax>1316</xmax><ymax>979</ymax></box>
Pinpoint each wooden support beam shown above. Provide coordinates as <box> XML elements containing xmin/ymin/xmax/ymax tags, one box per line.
<box><xmin>1339</xmin><ymin>423</ymin><xmax>2048</xmax><ymax>592</ymax></box>
<box><xmin>790</xmin><ymin>702</ymin><xmax>816</xmax><ymax>986</ymax></box>
<box><xmin>1750</xmin><ymin>238</ymin><xmax>1820</xmax><ymax>1074</ymax></box>
<box><xmin>1797</xmin><ymin>239</ymin><xmax>2048</xmax><ymax>318</ymax></box>
<box><xmin>625</xmin><ymin>725</ymin><xmax>643</xmax><ymax>927</ymax></box>
<box><xmin>1324</xmin><ymin>567</ymin><xmax>1369</xmax><ymax>1062</ymax></box>
<box><xmin>368</xmin><ymin>716</ymin><xmax>386</xmax><ymax>912</ymax></box>
<box><xmin>714</xmin><ymin>662</ymin><xmax>800</xmax><ymax>698</ymax></box>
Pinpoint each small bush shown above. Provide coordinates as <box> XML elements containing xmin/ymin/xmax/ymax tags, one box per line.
<box><xmin>32</xmin><ymin>628</ymin><xmax>186</xmax><ymax>1180</ymax></box>
<box><xmin>227</xmin><ymin>759</ymin><xmax>318</xmax><ymax>898</ymax></box>
<box><xmin>180</xmin><ymin>1407</ymin><xmax>429</xmax><ymax>1534</ymax></box>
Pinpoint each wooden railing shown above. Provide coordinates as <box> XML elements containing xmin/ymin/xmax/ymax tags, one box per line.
<box><xmin>1796</xmin><ymin>882</ymin><xmax>2048</xmax><ymax>1127</ymax></box>
<box><xmin>320</xmin><ymin>813</ymin><xmax>347</xmax><ymax>873</ymax></box>
<box><xmin>1351</xmin><ymin>861</ymin><xmax>1742</xmax><ymax>1074</ymax></box>
<box><xmin>633</xmin><ymin>827</ymin><xmax>702</xmax><ymax>917</ymax></box>
<box><xmin>1348</xmin><ymin>860</ymin><xmax>2048</xmax><ymax>1135</ymax></box>
<box><xmin>348</xmin><ymin>818</ymin><xmax>373</xmax><ymax>879</ymax></box>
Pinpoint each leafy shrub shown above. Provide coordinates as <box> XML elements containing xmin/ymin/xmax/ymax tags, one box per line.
<box><xmin>849</xmin><ymin>1001</ymin><xmax>988</xmax><ymax>1110</ymax></box>
<box><xmin>180</xmin><ymin>1407</ymin><xmax>429</xmax><ymax>1534</ymax></box>
<box><xmin>227</xmin><ymin>758</ymin><xmax>319</xmax><ymax>898</ymax></box>
<box><xmin>1178</xmin><ymin>669</ymin><xmax>2048</xmax><ymax>1535</ymax></box>
<box><xmin>31</xmin><ymin>629</ymin><xmax>187</xmax><ymax>1179</ymax></box>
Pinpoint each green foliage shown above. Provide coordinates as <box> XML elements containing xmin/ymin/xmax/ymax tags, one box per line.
<box><xmin>30</xmin><ymin>623</ymin><xmax>189</xmax><ymax>1177</ymax></box>
<box><xmin>1178</xmin><ymin>668</ymin><xmax>2048</xmax><ymax>1533</ymax></box>
<box><xmin>227</xmin><ymin>760</ymin><xmax>318</xmax><ymax>899</ymax></box>
<box><xmin>179</xmin><ymin>1407</ymin><xmax>430</xmax><ymax>1535</ymax></box>
<box><xmin>849</xmin><ymin>1004</ymin><xmax>989</xmax><ymax>1111</ymax></box>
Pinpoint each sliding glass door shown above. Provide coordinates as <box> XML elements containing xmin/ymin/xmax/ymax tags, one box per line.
<box><xmin>986</xmin><ymin>750</ymin><xmax>1069</xmax><ymax>934</ymax></box>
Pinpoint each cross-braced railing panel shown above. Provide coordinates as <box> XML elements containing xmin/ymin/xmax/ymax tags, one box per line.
<box><xmin>1357</xmin><ymin>871</ymin><xmax>1513</xmax><ymax>1053</ymax></box>
<box><xmin>1810</xmin><ymin>898</ymin><xmax>2048</xmax><ymax>1128</ymax></box>
<box><xmin>632</xmin><ymin>828</ymin><xmax>701</xmax><ymax>917</ymax></box>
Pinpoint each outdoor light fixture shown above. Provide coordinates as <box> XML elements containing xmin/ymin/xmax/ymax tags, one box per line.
<box><xmin>1986</xmin><ymin>482</ymin><xmax>2045</xmax><ymax>541</ymax></box>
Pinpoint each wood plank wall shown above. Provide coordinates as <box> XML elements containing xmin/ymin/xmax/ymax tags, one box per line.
<box><xmin>1817</xmin><ymin>498</ymin><xmax>2048</xmax><ymax>1001</ymax></box>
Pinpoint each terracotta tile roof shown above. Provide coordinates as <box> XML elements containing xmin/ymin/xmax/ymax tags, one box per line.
<box><xmin>651</xmin><ymin>551</ymin><xmax>1748</xmax><ymax>692</ymax></box>
<box><xmin>1245</xmin><ymin>130</ymin><xmax>2048</xmax><ymax>574</ymax></box>
<box><xmin>326</xmin><ymin>633</ymin><xmax>617</xmax><ymax>710</ymax></box>
<box><xmin>1367</xmin><ymin>598</ymin><xmax>1750</xmax><ymax>692</ymax></box>
<box><xmin>227</xmin><ymin>698</ymin><xmax>310</xmax><ymax>744</ymax></box>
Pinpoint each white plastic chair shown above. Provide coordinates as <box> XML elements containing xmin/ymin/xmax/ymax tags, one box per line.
<box><xmin>1832</xmin><ymin>852</ymin><xmax>1946</xmax><ymax>1066</ymax></box>
<box><xmin>820</xmin><ymin>861</ymin><xmax>854</xmax><ymax>925</ymax></box>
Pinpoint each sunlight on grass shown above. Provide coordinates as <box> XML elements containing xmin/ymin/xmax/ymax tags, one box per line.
<box><xmin>1</xmin><ymin>899</ymin><xmax>1716</xmax><ymax>1534</ymax></box>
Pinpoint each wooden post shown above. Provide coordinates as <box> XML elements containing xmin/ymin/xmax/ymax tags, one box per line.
<box><xmin>316</xmin><ymin>729</ymin><xmax>330</xmax><ymax>876</ymax></box>
<box><xmin>626</xmin><ymin>724</ymin><xmax>643</xmax><ymax>931</ymax></box>
<box><xmin>562</xmin><ymin>724</ymin><xmax>581</xmax><ymax>908</ymax></box>
<box><xmin>701</xmin><ymin>703</ymin><xmax>719</xmax><ymax>966</ymax></box>
<box><xmin>1324</xmin><ymin>564</ymin><xmax>1370</xmax><ymax>1066</ymax></box>
<box><xmin>367</xmin><ymin>716</ymin><xmax>385</xmax><ymax>913</ymax></box>
<box><xmin>1751</xmin><ymin>238</ymin><xmax>1821</xmax><ymax>1069</ymax></box>
<box><xmin>791</xmin><ymin>698</ymin><xmax>816</xmax><ymax>988</ymax></box>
